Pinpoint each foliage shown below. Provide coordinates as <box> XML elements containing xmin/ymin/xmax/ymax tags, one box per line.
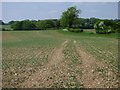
<box><xmin>36</xmin><ymin>20</ymin><xmax>47</xmax><ymax>30</ymax></box>
<box><xmin>10</xmin><ymin>19</ymin><xmax>60</xmax><ymax>30</ymax></box>
<box><xmin>8</xmin><ymin>21</ymin><xmax>15</xmax><ymax>25</ymax></box>
<box><xmin>113</xmin><ymin>20</ymin><xmax>120</xmax><ymax>33</ymax></box>
<box><xmin>68</xmin><ymin>28</ymin><xmax>83</xmax><ymax>33</ymax></box>
<box><xmin>0</xmin><ymin>20</ymin><xmax>4</xmax><ymax>25</ymax></box>
<box><xmin>11</xmin><ymin>20</ymin><xmax>36</xmax><ymax>30</ymax></box>
<box><xmin>22</xmin><ymin>20</ymin><xmax>36</xmax><ymax>30</ymax></box>
<box><xmin>36</xmin><ymin>20</ymin><xmax>56</xmax><ymax>30</ymax></box>
<box><xmin>94</xmin><ymin>20</ymin><xmax>112</xmax><ymax>34</ymax></box>
<box><xmin>94</xmin><ymin>19</ymin><xmax>120</xmax><ymax>34</ymax></box>
<box><xmin>60</xmin><ymin>6</ymin><xmax>81</xmax><ymax>28</ymax></box>
<box><xmin>4</xmin><ymin>18</ymin><xmax>120</xmax><ymax>32</ymax></box>
<box><xmin>1</xmin><ymin>25</ymin><xmax>12</xmax><ymax>31</ymax></box>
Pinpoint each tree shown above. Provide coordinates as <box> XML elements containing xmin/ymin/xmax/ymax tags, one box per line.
<box><xmin>45</xmin><ymin>20</ymin><xmax>55</xmax><ymax>28</ymax></box>
<box><xmin>52</xmin><ymin>19</ymin><xmax>60</xmax><ymax>28</ymax></box>
<box><xmin>8</xmin><ymin>21</ymin><xmax>15</xmax><ymax>25</ymax></box>
<box><xmin>36</xmin><ymin>20</ymin><xmax>47</xmax><ymax>30</ymax></box>
<box><xmin>94</xmin><ymin>20</ymin><xmax>114</xmax><ymax>34</ymax></box>
<box><xmin>11</xmin><ymin>21</ymin><xmax>22</xmax><ymax>30</ymax></box>
<box><xmin>114</xmin><ymin>21</ymin><xmax>120</xmax><ymax>33</ymax></box>
<box><xmin>11</xmin><ymin>20</ymin><xmax>36</xmax><ymax>30</ymax></box>
<box><xmin>0</xmin><ymin>20</ymin><xmax>4</xmax><ymax>25</ymax></box>
<box><xmin>60</xmin><ymin>6</ymin><xmax>81</xmax><ymax>28</ymax></box>
<box><xmin>22</xmin><ymin>20</ymin><xmax>36</xmax><ymax>30</ymax></box>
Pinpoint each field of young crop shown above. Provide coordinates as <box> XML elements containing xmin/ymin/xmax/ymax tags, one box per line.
<box><xmin>2</xmin><ymin>30</ymin><xmax>118</xmax><ymax>88</ymax></box>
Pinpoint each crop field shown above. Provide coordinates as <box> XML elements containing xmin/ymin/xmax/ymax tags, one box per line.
<box><xmin>2</xmin><ymin>30</ymin><xmax>118</xmax><ymax>88</ymax></box>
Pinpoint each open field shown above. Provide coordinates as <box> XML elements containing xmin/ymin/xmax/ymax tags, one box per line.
<box><xmin>0</xmin><ymin>25</ymin><xmax>11</xmax><ymax>30</ymax></box>
<box><xmin>2</xmin><ymin>30</ymin><xmax>118</xmax><ymax>88</ymax></box>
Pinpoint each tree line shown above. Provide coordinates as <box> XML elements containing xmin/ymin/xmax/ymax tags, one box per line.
<box><xmin>8</xmin><ymin>19</ymin><xmax>60</xmax><ymax>30</ymax></box>
<box><xmin>2</xmin><ymin>18</ymin><xmax>119</xmax><ymax>30</ymax></box>
<box><xmin>1</xmin><ymin>6</ymin><xmax>120</xmax><ymax>34</ymax></box>
<box><xmin>59</xmin><ymin>6</ymin><xmax>119</xmax><ymax>33</ymax></box>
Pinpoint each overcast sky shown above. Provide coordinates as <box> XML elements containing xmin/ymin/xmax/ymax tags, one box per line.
<box><xmin>1</xmin><ymin>2</ymin><xmax>118</xmax><ymax>23</ymax></box>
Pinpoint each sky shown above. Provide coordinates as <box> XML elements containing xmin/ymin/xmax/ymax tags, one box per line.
<box><xmin>1</xmin><ymin>0</ymin><xmax>120</xmax><ymax>2</ymax></box>
<box><xmin>1</xmin><ymin>2</ymin><xmax>119</xmax><ymax>23</ymax></box>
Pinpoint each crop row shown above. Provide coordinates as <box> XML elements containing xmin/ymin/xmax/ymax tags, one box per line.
<box><xmin>62</xmin><ymin>40</ymin><xmax>83</xmax><ymax>88</ymax></box>
<box><xmin>76</xmin><ymin>37</ymin><xmax>118</xmax><ymax>73</ymax></box>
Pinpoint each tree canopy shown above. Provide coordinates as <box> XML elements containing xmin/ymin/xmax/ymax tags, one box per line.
<box><xmin>94</xmin><ymin>19</ymin><xmax>119</xmax><ymax>34</ymax></box>
<box><xmin>60</xmin><ymin>6</ymin><xmax>81</xmax><ymax>28</ymax></box>
<box><xmin>11</xmin><ymin>20</ymin><xmax>36</xmax><ymax>30</ymax></box>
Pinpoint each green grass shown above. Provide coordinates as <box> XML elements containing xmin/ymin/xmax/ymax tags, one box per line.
<box><xmin>1</xmin><ymin>25</ymin><xmax>11</xmax><ymax>29</ymax></box>
<box><xmin>58</xmin><ymin>29</ymin><xmax>118</xmax><ymax>39</ymax></box>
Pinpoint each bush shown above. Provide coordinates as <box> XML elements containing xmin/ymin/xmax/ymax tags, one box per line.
<box><xmin>94</xmin><ymin>19</ymin><xmax>120</xmax><ymax>34</ymax></box>
<box><xmin>80</xmin><ymin>29</ymin><xmax>83</xmax><ymax>32</ymax></box>
<box><xmin>11</xmin><ymin>20</ymin><xmax>36</xmax><ymax>30</ymax></box>
<box><xmin>68</xmin><ymin>28</ymin><xmax>83</xmax><ymax>33</ymax></box>
<box><xmin>94</xmin><ymin>21</ymin><xmax>114</xmax><ymax>34</ymax></box>
<box><xmin>2</xmin><ymin>28</ymin><xmax>13</xmax><ymax>31</ymax></box>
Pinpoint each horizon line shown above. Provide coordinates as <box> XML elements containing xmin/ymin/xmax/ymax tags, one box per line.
<box><xmin>1</xmin><ymin>17</ymin><xmax>119</xmax><ymax>23</ymax></box>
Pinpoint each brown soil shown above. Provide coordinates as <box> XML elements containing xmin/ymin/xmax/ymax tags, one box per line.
<box><xmin>20</xmin><ymin>40</ymin><xmax>68</xmax><ymax>88</ymax></box>
<box><xmin>18</xmin><ymin>40</ymin><xmax>118</xmax><ymax>88</ymax></box>
<box><xmin>74</xmin><ymin>40</ymin><xmax>118</xmax><ymax>88</ymax></box>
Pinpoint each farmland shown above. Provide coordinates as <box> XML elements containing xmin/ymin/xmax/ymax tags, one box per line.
<box><xmin>0</xmin><ymin>25</ymin><xmax>11</xmax><ymax>30</ymax></box>
<box><xmin>2</xmin><ymin>30</ymin><xmax>118</xmax><ymax>88</ymax></box>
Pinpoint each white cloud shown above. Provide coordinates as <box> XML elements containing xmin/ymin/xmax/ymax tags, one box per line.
<box><xmin>1</xmin><ymin>0</ymin><xmax>120</xmax><ymax>2</ymax></box>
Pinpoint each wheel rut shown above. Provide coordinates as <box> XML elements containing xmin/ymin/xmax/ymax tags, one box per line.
<box><xmin>20</xmin><ymin>40</ymin><xmax>68</xmax><ymax>87</ymax></box>
<box><xmin>74</xmin><ymin>40</ymin><xmax>118</xmax><ymax>88</ymax></box>
<box><xmin>20</xmin><ymin>40</ymin><xmax>118</xmax><ymax>88</ymax></box>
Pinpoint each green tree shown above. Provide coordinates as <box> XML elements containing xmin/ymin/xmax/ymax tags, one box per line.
<box><xmin>11</xmin><ymin>21</ymin><xmax>22</xmax><ymax>30</ymax></box>
<box><xmin>36</xmin><ymin>20</ymin><xmax>47</xmax><ymax>30</ymax></box>
<box><xmin>114</xmin><ymin>21</ymin><xmax>120</xmax><ymax>33</ymax></box>
<box><xmin>52</xmin><ymin>19</ymin><xmax>60</xmax><ymax>28</ymax></box>
<box><xmin>94</xmin><ymin>20</ymin><xmax>115</xmax><ymax>34</ymax></box>
<box><xmin>11</xmin><ymin>20</ymin><xmax>36</xmax><ymax>30</ymax></box>
<box><xmin>46</xmin><ymin>20</ymin><xmax>54</xmax><ymax>28</ymax></box>
<box><xmin>22</xmin><ymin>20</ymin><xmax>36</xmax><ymax>30</ymax></box>
<box><xmin>0</xmin><ymin>20</ymin><xmax>5</xmax><ymax>25</ymax></box>
<box><xmin>8</xmin><ymin>21</ymin><xmax>15</xmax><ymax>25</ymax></box>
<box><xmin>60</xmin><ymin>6</ymin><xmax>81</xmax><ymax>28</ymax></box>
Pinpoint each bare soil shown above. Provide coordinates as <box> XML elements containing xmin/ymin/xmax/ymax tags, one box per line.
<box><xmin>74</xmin><ymin>40</ymin><xmax>118</xmax><ymax>88</ymax></box>
<box><xmin>20</xmin><ymin>40</ymin><xmax>68</xmax><ymax>87</ymax></box>
<box><xmin>18</xmin><ymin>40</ymin><xmax>118</xmax><ymax>88</ymax></box>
